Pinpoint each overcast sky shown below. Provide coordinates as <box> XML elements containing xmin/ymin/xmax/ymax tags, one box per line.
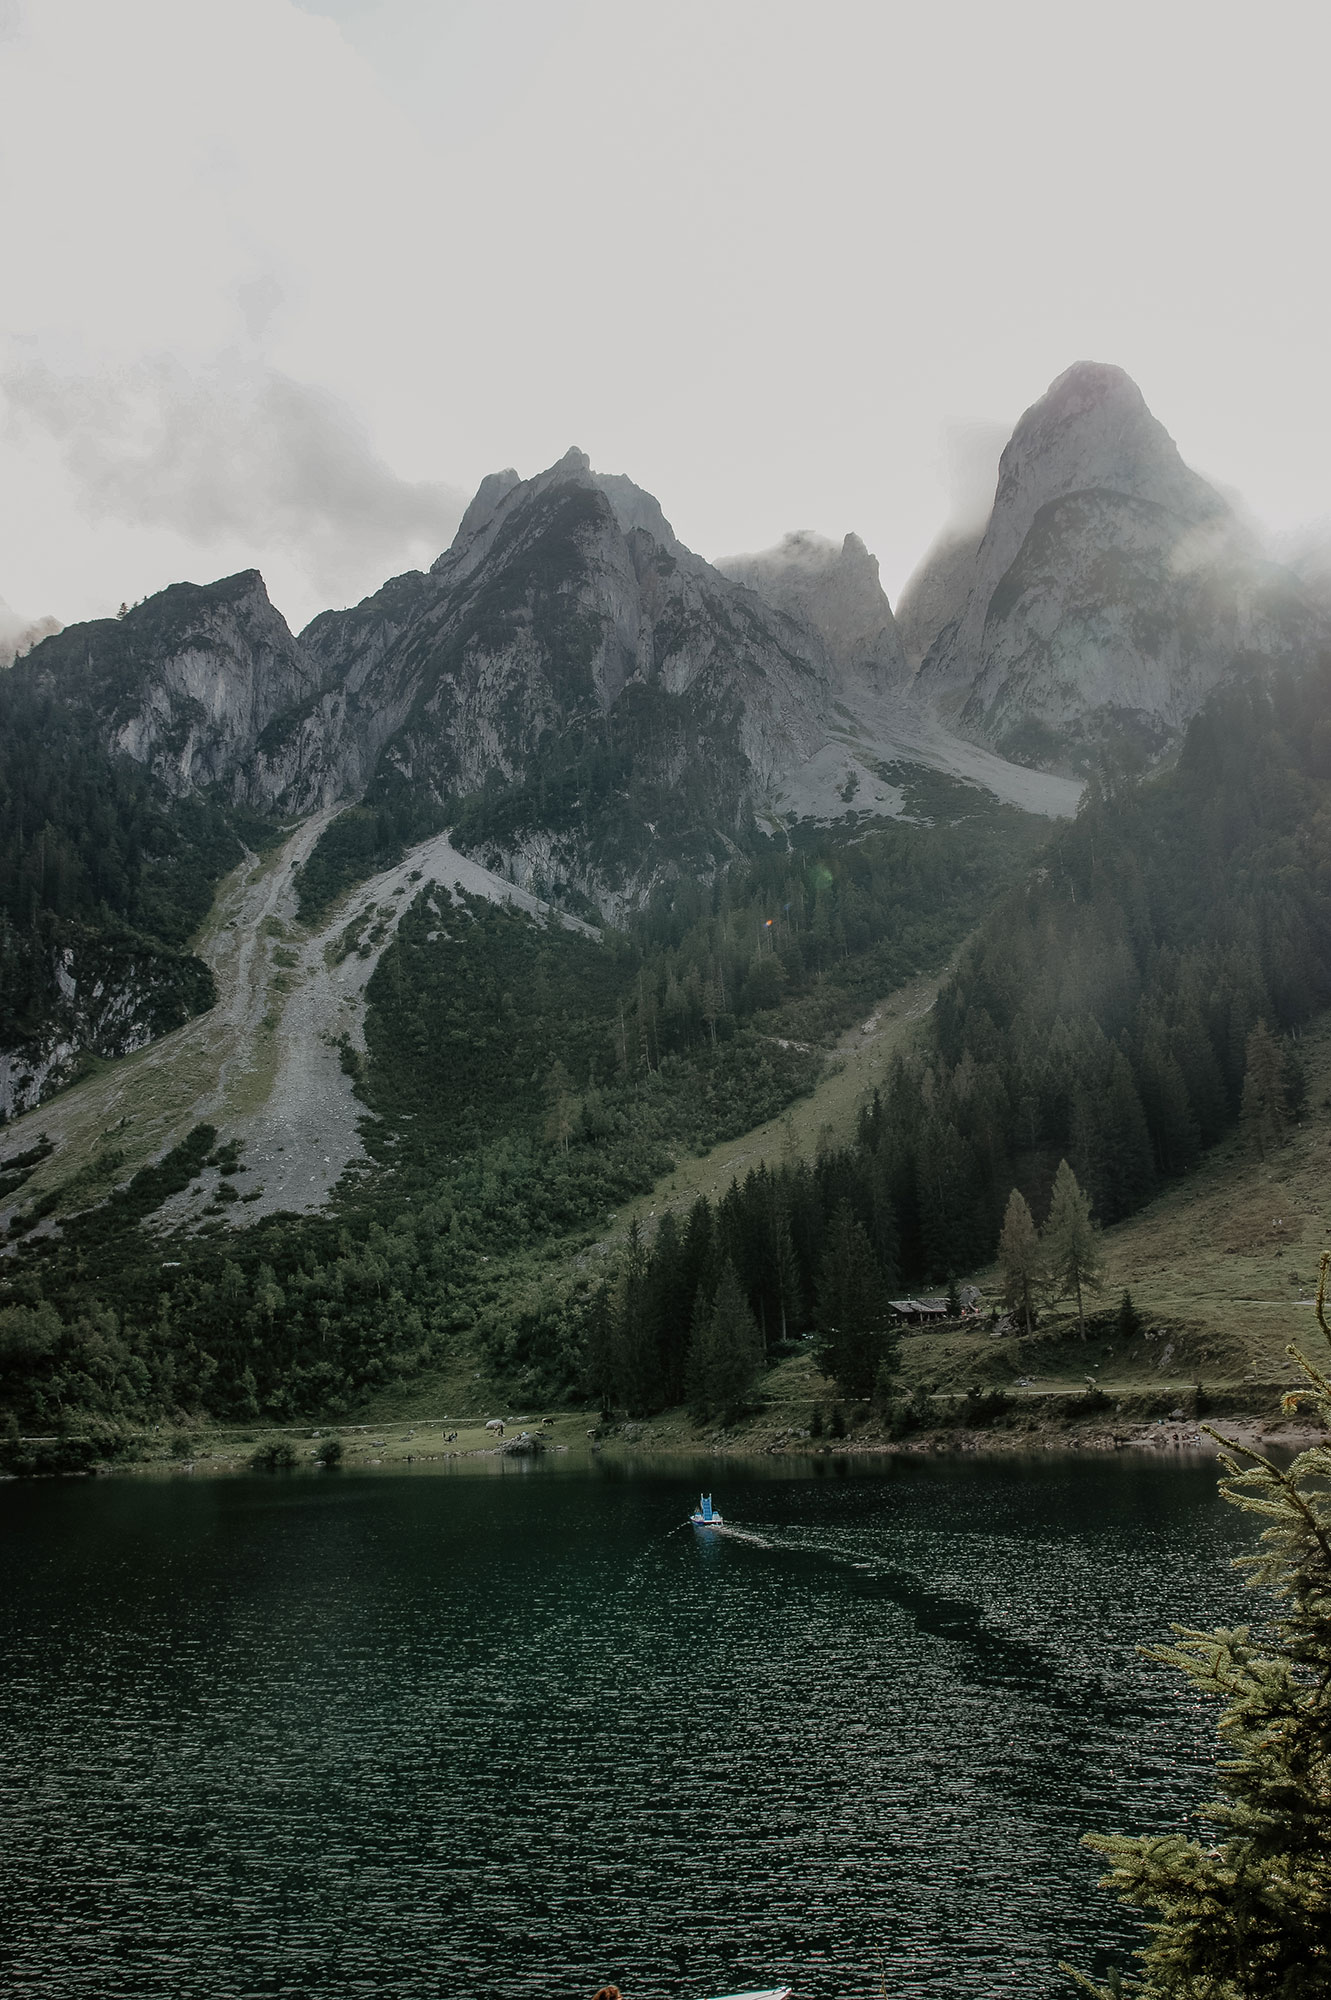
<box><xmin>2</xmin><ymin>0</ymin><xmax>1328</xmax><ymax>634</ymax></box>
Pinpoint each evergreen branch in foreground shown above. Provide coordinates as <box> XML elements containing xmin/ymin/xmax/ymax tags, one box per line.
<box><xmin>1061</xmin><ymin>1254</ymin><xmax>1331</xmax><ymax>1998</ymax></box>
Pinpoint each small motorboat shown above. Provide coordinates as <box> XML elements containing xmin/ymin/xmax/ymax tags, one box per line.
<box><xmin>706</xmin><ymin>1989</ymin><xmax>792</xmax><ymax>1999</ymax></box>
<box><xmin>690</xmin><ymin>1492</ymin><xmax>723</xmax><ymax>1527</ymax></box>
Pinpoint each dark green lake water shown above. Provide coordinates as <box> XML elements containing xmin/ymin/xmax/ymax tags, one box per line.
<box><xmin>0</xmin><ymin>1454</ymin><xmax>1248</xmax><ymax>2000</ymax></box>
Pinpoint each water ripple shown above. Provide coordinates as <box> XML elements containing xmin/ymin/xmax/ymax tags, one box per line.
<box><xmin>0</xmin><ymin>1457</ymin><xmax>1245</xmax><ymax>1999</ymax></box>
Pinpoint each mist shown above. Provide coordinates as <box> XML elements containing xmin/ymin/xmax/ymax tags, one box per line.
<box><xmin>0</xmin><ymin>597</ymin><xmax>61</xmax><ymax>668</ymax></box>
<box><xmin>3</xmin><ymin>359</ymin><xmax>467</xmax><ymax>613</ymax></box>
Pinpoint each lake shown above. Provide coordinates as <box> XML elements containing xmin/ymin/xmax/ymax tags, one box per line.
<box><xmin>0</xmin><ymin>1453</ymin><xmax>1249</xmax><ymax>2000</ymax></box>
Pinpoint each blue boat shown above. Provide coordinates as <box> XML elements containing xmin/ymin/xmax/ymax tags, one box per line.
<box><xmin>690</xmin><ymin>1492</ymin><xmax>723</xmax><ymax>1527</ymax></box>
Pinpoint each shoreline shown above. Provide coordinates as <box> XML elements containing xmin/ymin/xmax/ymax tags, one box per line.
<box><xmin>3</xmin><ymin>1409</ymin><xmax>1323</xmax><ymax>1482</ymax></box>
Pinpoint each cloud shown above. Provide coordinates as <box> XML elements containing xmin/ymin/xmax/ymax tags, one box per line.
<box><xmin>2</xmin><ymin>357</ymin><xmax>467</xmax><ymax>608</ymax></box>
<box><xmin>1271</xmin><ymin>523</ymin><xmax>1331</xmax><ymax>617</ymax></box>
<box><xmin>939</xmin><ymin>422</ymin><xmax>1010</xmax><ymax>536</ymax></box>
<box><xmin>0</xmin><ymin>597</ymin><xmax>61</xmax><ymax>667</ymax></box>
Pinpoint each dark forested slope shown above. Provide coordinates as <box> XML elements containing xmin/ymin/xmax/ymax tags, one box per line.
<box><xmin>0</xmin><ymin>793</ymin><xmax>1038</xmax><ymax>1443</ymax></box>
<box><xmin>557</xmin><ymin>659</ymin><xmax>1331</xmax><ymax>1415</ymax></box>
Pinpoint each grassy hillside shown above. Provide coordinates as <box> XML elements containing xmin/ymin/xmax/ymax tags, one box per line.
<box><xmin>345</xmin><ymin>987</ymin><xmax>1331</xmax><ymax>1454</ymax></box>
<box><xmin>89</xmin><ymin>1017</ymin><xmax>1331</xmax><ymax>1475</ymax></box>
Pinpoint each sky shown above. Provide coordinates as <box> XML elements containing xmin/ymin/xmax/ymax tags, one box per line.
<box><xmin>1</xmin><ymin>0</ymin><xmax>1328</xmax><ymax>635</ymax></box>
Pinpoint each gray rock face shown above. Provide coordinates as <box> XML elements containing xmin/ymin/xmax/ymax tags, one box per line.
<box><xmin>109</xmin><ymin>576</ymin><xmax>323</xmax><ymax>800</ymax></box>
<box><xmin>717</xmin><ymin>529</ymin><xmax>910</xmax><ymax>693</ymax></box>
<box><xmin>916</xmin><ymin>361</ymin><xmax>1328</xmax><ymax>763</ymax></box>
<box><xmin>22</xmin><ymin>571</ymin><xmax>338</xmax><ymax>809</ymax></box>
<box><xmin>0</xmin><ymin>928</ymin><xmax>213</xmax><ymax>1121</ymax></box>
<box><xmin>20</xmin><ymin>454</ymin><xmax>849</xmax><ymax>928</ymax></box>
<box><xmin>302</xmin><ymin>450</ymin><xmax>835</xmax><ymax>906</ymax></box>
<box><xmin>958</xmin><ymin>491</ymin><xmax>1322</xmax><ymax>760</ymax></box>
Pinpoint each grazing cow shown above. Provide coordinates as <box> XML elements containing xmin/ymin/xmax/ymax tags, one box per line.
<box><xmin>485</xmin><ymin>1419</ymin><xmax>504</xmax><ymax>1436</ymax></box>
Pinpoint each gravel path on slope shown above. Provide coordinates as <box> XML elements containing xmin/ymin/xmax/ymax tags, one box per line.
<box><xmin>228</xmin><ymin>829</ymin><xmax>594</xmax><ymax>1222</ymax></box>
<box><xmin>0</xmin><ymin>823</ymin><xmax>592</xmax><ymax>1235</ymax></box>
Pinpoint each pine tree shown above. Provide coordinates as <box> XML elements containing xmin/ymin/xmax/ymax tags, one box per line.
<box><xmin>616</xmin><ymin>1220</ymin><xmax>660</xmax><ymax>1415</ymax></box>
<box><xmin>768</xmin><ymin>1192</ymin><xmax>801</xmax><ymax>1347</ymax></box>
<box><xmin>997</xmin><ymin>1188</ymin><xmax>1041</xmax><ymax>1336</ymax></box>
<box><xmin>1043</xmin><ymin>1158</ymin><xmax>1104</xmax><ymax>1340</ymax></box>
<box><xmin>1067</xmin><ymin>1256</ymin><xmax>1331</xmax><ymax>1999</ymax></box>
<box><xmin>685</xmin><ymin>1260</ymin><xmax>762</xmax><ymax>1420</ymax></box>
<box><xmin>915</xmin><ymin>1112</ymin><xmax>979</xmax><ymax>1280</ymax></box>
<box><xmin>583</xmin><ymin>1271</ymin><xmax>621</xmax><ymax>1417</ymax></box>
<box><xmin>646</xmin><ymin>1211</ymin><xmax>691</xmax><ymax>1405</ymax></box>
<box><xmin>815</xmin><ymin>1202</ymin><xmax>896</xmax><ymax>1400</ymax></box>
<box><xmin>1115</xmin><ymin>1288</ymin><xmax>1143</xmax><ymax>1343</ymax></box>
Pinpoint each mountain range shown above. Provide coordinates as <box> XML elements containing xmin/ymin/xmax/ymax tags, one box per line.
<box><xmin>1</xmin><ymin>359</ymin><xmax>1327</xmax><ymax>1123</ymax></box>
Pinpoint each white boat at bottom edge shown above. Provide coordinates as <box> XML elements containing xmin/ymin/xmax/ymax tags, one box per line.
<box><xmin>707</xmin><ymin>1989</ymin><xmax>793</xmax><ymax>1999</ymax></box>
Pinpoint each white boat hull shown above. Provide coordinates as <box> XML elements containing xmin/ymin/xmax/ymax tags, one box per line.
<box><xmin>707</xmin><ymin>1988</ymin><xmax>793</xmax><ymax>1999</ymax></box>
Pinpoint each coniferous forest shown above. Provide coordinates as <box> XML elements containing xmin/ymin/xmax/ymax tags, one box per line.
<box><xmin>2</xmin><ymin>660</ymin><xmax>1330</xmax><ymax>1457</ymax></box>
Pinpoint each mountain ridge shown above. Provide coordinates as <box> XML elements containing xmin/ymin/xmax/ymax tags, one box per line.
<box><xmin>3</xmin><ymin>359</ymin><xmax>1328</xmax><ymax>1119</ymax></box>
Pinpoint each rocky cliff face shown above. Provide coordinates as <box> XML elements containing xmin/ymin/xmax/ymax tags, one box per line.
<box><xmin>0</xmin><ymin>924</ymin><xmax>215</xmax><ymax>1121</ymax></box>
<box><xmin>13</xmin><ymin>452</ymin><xmax>854</xmax><ymax>935</ymax></box>
<box><xmin>20</xmin><ymin>571</ymin><xmax>340</xmax><ymax>809</ymax></box>
<box><xmin>300</xmin><ymin>449</ymin><xmax>836</xmax><ymax>907</ymax></box>
<box><xmin>716</xmin><ymin>529</ymin><xmax>910</xmax><ymax>693</ymax></box>
<box><xmin>915</xmin><ymin>362</ymin><xmax>1328</xmax><ymax>765</ymax></box>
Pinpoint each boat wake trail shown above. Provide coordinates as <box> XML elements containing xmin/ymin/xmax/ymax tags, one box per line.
<box><xmin>686</xmin><ymin>1521</ymin><xmax>1132</xmax><ymax>1720</ymax></box>
<box><xmin>695</xmin><ymin>1524</ymin><xmax>773</xmax><ymax>1549</ymax></box>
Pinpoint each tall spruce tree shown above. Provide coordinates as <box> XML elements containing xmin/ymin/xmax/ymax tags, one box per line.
<box><xmin>1043</xmin><ymin>1158</ymin><xmax>1104</xmax><ymax>1340</ymax></box>
<box><xmin>646</xmin><ymin>1211</ymin><xmax>692</xmax><ymax>1406</ymax></box>
<box><xmin>1067</xmin><ymin>1257</ymin><xmax>1331</xmax><ymax>1999</ymax></box>
<box><xmin>583</xmin><ymin>1282</ymin><xmax>618</xmax><ymax>1419</ymax></box>
<box><xmin>997</xmin><ymin>1188</ymin><xmax>1042</xmax><ymax>1335</ymax></box>
<box><xmin>815</xmin><ymin>1202</ymin><xmax>896</xmax><ymax>1399</ymax></box>
<box><xmin>615</xmin><ymin>1220</ymin><xmax>661</xmax><ymax>1415</ymax></box>
<box><xmin>685</xmin><ymin>1260</ymin><xmax>762</xmax><ymax>1420</ymax></box>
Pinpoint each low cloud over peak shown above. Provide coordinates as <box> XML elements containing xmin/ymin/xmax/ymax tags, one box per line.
<box><xmin>2</xmin><ymin>358</ymin><xmax>467</xmax><ymax>613</ymax></box>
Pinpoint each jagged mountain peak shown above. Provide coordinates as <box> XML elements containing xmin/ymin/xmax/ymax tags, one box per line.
<box><xmin>986</xmin><ymin>360</ymin><xmax>1230</xmax><ymax>576</ymax></box>
<box><xmin>913</xmin><ymin>359</ymin><xmax>1326</xmax><ymax>767</ymax></box>
<box><xmin>591</xmin><ymin>470</ymin><xmax>682</xmax><ymax>551</ymax></box>
<box><xmin>22</xmin><ymin>567</ymin><xmax>299</xmax><ymax>686</ymax></box>
<box><xmin>440</xmin><ymin>452</ymin><xmax>684</xmax><ymax>579</ymax></box>
<box><xmin>432</xmin><ymin>448</ymin><xmax>621</xmax><ymax>590</ymax></box>
<box><xmin>1036</xmin><ymin>358</ymin><xmax>1147</xmax><ymax>420</ymax></box>
<box><xmin>451</xmin><ymin>467</ymin><xmax>521</xmax><ymax>550</ymax></box>
<box><xmin>716</xmin><ymin>527</ymin><xmax>909</xmax><ymax>690</ymax></box>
